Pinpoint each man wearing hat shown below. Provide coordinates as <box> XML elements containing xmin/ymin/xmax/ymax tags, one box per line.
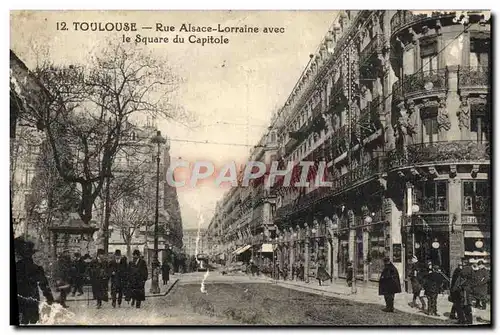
<box><xmin>109</xmin><ymin>249</ymin><xmax>128</xmax><ymax>308</ymax></box>
<box><xmin>408</xmin><ymin>256</ymin><xmax>426</xmax><ymax>311</ymax></box>
<box><xmin>451</xmin><ymin>258</ymin><xmax>474</xmax><ymax>324</ymax></box>
<box><xmin>89</xmin><ymin>249</ymin><xmax>110</xmax><ymax>309</ymax></box>
<box><xmin>423</xmin><ymin>264</ymin><xmax>446</xmax><ymax>316</ymax></box>
<box><xmin>15</xmin><ymin>237</ymin><xmax>54</xmax><ymax>324</ymax></box>
<box><xmin>449</xmin><ymin>258</ymin><xmax>465</xmax><ymax>319</ymax></box>
<box><xmin>378</xmin><ymin>257</ymin><xmax>401</xmax><ymax>312</ymax></box>
<box><xmin>128</xmin><ymin>249</ymin><xmax>148</xmax><ymax>308</ymax></box>
<box><xmin>472</xmin><ymin>260</ymin><xmax>490</xmax><ymax>310</ymax></box>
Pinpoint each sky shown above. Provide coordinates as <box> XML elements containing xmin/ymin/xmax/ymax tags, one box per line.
<box><xmin>10</xmin><ymin>10</ymin><xmax>337</xmax><ymax>229</ymax></box>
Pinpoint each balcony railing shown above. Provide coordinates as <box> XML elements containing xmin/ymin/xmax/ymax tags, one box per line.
<box><xmin>392</xmin><ymin>80</ymin><xmax>404</xmax><ymax>102</ymax></box>
<box><xmin>359</xmin><ymin>33</ymin><xmax>386</xmax><ymax>66</ymax></box>
<box><xmin>390</xmin><ymin>10</ymin><xmax>448</xmax><ymax>36</ymax></box>
<box><xmin>387</xmin><ymin>140</ymin><xmax>490</xmax><ymax>170</ymax></box>
<box><xmin>402</xmin><ymin>68</ymin><xmax>447</xmax><ymax>98</ymax></box>
<box><xmin>458</xmin><ymin>66</ymin><xmax>489</xmax><ymax>92</ymax></box>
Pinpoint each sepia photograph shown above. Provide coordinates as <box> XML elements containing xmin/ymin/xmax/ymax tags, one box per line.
<box><xmin>9</xmin><ymin>9</ymin><xmax>491</xmax><ymax>326</ymax></box>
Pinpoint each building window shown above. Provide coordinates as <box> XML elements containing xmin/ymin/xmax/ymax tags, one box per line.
<box><xmin>421</xmin><ymin>107</ymin><xmax>438</xmax><ymax>144</ymax></box>
<box><xmin>420</xmin><ymin>39</ymin><xmax>438</xmax><ymax>73</ymax></box>
<box><xmin>24</xmin><ymin>169</ymin><xmax>35</xmax><ymax>188</ymax></box>
<box><xmin>470</xmin><ymin>39</ymin><xmax>489</xmax><ymax>71</ymax></box>
<box><xmin>463</xmin><ymin>181</ymin><xmax>490</xmax><ymax>213</ymax></box>
<box><xmin>415</xmin><ymin>180</ymin><xmax>447</xmax><ymax>212</ymax></box>
<box><xmin>471</xmin><ymin>105</ymin><xmax>489</xmax><ymax>143</ymax></box>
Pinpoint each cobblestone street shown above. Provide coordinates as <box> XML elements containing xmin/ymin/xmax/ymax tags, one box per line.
<box><xmin>45</xmin><ymin>273</ymin><xmax>477</xmax><ymax>325</ymax></box>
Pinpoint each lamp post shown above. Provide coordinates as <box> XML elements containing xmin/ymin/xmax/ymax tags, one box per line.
<box><xmin>150</xmin><ymin>130</ymin><xmax>166</xmax><ymax>294</ymax></box>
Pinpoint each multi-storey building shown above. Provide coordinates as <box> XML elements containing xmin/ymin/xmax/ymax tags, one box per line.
<box><xmin>10</xmin><ymin>50</ymin><xmax>46</xmax><ymax>238</ymax></box>
<box><xmin>207</xmin><ymin>10</ymin><xmax>490</xmax><ymax>287</ymax></box>
<box><xmin>183</xmin><ymin>228</ymin><xmax>207</xmax><ymax>256</ymax></box>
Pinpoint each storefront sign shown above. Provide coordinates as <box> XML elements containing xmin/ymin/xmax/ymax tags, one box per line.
<box><xmin>462</xmin><ymin>215</ymin><xmax>489</xmax><ymax>225</ymax></box>
<box><xmin>393</xmin><ymin>243</ymin><xmax>402</xmax><ymax>263</ymax></box>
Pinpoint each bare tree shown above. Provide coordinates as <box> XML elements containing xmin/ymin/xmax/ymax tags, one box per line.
<box><xmin>23</xmin><ymin>42</ymin><xmax>190</xmax><ymax>231</ymax></box>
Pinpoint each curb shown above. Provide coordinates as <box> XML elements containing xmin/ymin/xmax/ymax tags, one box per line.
<box><xmin>65</xmin><ymin>279</ymin><xmax>179</xmax><ymax>302</ymax></box>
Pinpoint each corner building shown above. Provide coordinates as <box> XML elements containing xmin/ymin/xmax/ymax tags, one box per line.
<box><xmin>207</xmin><ymin>10</ymin><xmax>491</xmax><ymax>288</ymax></box>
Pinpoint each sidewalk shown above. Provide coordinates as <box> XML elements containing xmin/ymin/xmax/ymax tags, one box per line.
<box><xmin>256</xmin><ymin>276</ymin><xmax>491</xmax><ymax>324</ymax></box>
<box><xmin>65</xmin><ymin>275</ymin><xmax>179</xmax><ymax>302</ymax></box>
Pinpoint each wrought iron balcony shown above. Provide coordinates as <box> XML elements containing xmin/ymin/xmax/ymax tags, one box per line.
<box><xmin>359</xmin><ymin>33</ymin><xmax>386</xmax><ymax>67</ymax></box>
<box><xmin>392</xmin><ymin>80</ymin><xmax>404</xmax><ymax>103</ymax></box>
<box><xmin>332</xmin><ymin>156</ymin><xmax>386</xmax><ymax>192</ymax></box>
<box><xmin>390</xmin><ymin>10</ymin><xmax>450</xmax><ymax>36</ymax></box>
<box><xmin>458</xmin><ymin>66</ymin><xmax>490</xmax><ymax>94</ymax></box>
<box><xmin>328</xmin><ymin>77</ymin><xmax>346</xmax><ymax>113</ymax></box>
<box><xmin>402</xmin><ymin>68</ymin><xmax>447</xmax><ymax>99</ymax></box>
<box><xmin>387</xmin><ymin>140</ymin><xmax>490</xmax><ymax>170</ymax></box>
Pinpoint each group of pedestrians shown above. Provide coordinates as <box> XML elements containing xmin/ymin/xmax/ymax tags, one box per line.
<box><xmin>407</xmin><ymin>256</ymin><xmax>490</xmax><ymax>323</ymax></box>
<box><xmin>74</xmin><ymin>248</ymin><xmax>151</xmax><ymax>309</ymax></box>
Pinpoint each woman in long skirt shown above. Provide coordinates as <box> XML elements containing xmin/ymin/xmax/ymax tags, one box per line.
<box><xmin>316</xmin><ymin>257</ymin><xmax>331</xmax><ymax>286</ymax></box>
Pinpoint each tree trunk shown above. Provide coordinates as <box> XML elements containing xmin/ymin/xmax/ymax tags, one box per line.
<box><xmin>103</xmin><ymin>176</ymin><xmax>112</xmax><ymax>253</ymax></box>
<box><xmin>126</xmin><ymin>242</ymin><xmax>132</xmax><ymax>259</ymax></box>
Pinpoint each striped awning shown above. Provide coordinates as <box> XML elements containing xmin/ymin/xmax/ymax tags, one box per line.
<box><xmin>234</xmin><ymin>245</ymin><xmax>252</xmax><ymax>255</ymax></box>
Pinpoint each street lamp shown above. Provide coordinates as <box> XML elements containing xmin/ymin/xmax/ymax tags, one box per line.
<box><xmin>149</xmin><ymin>130</ymin><xmax>166</xmax><ymax>294</ymax></box>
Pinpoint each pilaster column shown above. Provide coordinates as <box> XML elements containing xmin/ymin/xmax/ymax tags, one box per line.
<box><xmin>363</xmin><ymin>229</ymin><xmax>370</xmax><ymax>282</ymax></box>
<box><xmin>304</xmin><ymin>223</ymin><xmax>310</xmax><ymax>283</ymax></box>
<box><xmin>448</xmin><ymin>178</ymin><xmax>463</xmax><ymax>275</ymax></box>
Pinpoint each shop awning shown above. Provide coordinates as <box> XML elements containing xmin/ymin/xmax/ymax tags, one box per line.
<box><xmin>234</xmin><ymin>245</ymin><xmax>252</xmax><ymax>255</ymax></box>
<box><xmin>260</xmin><ymin>243</ymin><xmax>275</xmax><ymax>253</ymax></box>
<box><xmin>464</xmin><ymin>231</ymin><xmax>490</xmax><ymax>238</ymax></box>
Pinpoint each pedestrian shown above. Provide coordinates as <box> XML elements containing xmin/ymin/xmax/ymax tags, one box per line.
<box><xmin>109</xmin><ymin>249</ymin><xmax>128</xmax><ymax>308</ymax></box>
<box><xmin>472</xmin><ymin>260</ymin><xmax>490</xmax><ymax>310</ymax></box>
<box><xmin>71</xmin><ymin>252</ymin><xmax>85</xmax><ymax>296</ymax></box>
<box><xmin>161</xmin><ymin>261</ymin><xmax>170</xmax><ymax>285</ymax></box>
<box><xmin>378</xmin><ymin>257</ymin><xmax>401</xmax><ymax>313</ymax></box>
<box><xmin>89</xmin><ymin>249</ymin><xmax>110</xmax><ymax>309</ymax></box>
<box><xmin>282</xmin><ymin>262</ymin><xmax>289</xmax><ymax>281</ymax></box>
<box><xmin>451</xmin><ymin>258</ymin><xmax>474</xmax><ymax>324</ymax></box>
<box><xmin>346</xmin><ymin>261</ymin><xmax>354</xmax><ymax>287</ymax></box>
<box><xmin>54</xmin><ymin>250</ymin><xmax>72</xmax><ymax>308</ymax></box>
<box><xmin>423</xmin><ymin>265</ymin><xmax>446</xmax><ymax>316</ymax></box>
<box><xmin>316</xmin><ymin>257</ymin><xmax>331</xmax><ymax>286</ymax></box>
<box><xmin>15</xmin><ymin>237</ymin><xmax>54</xmax><ymax>325</ymax></box>
<box><xmin>408</xmin><ymin>256</ymin><xmax>426</xmax><ymax>311</ymax></box>
<box><xmin>128</xmin><ymin>249</ymin><xmax>148</xmax><ymax>308</ymax></box>
<box><xmin>299</xmin><ymin>262</ymin><xmax>305</xmax><ymax>281</ymax></box>
<box><xmin>449</xmin><ymin>259</ymin><xmax>464</xmax><ymax>320</ymax></box>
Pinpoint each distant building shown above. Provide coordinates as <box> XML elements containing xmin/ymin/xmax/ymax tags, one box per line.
<box><xmin>183</xmin><ymin>228</ymin><xmax>207</xmax><ymax>256</ymax></box>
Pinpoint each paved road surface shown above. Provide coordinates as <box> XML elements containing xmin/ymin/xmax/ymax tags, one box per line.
<box><xmin>47</xmin><ymin>272</ymin><xmax>455</xmax><ymax>325</ymax></box>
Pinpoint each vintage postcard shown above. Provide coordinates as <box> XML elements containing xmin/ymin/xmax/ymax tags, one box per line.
<box><xmin>10</xmin><ymin>10</ymin><xmax>491</xmax><ymax>326</ymax></box>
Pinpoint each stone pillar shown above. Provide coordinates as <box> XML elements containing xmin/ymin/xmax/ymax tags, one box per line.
<box><xmin>288</xmin><ymin>227</ymin><xmax>294</xmax><ymax>279</ymax></box>
<box><xmin>446</xmin><ymin>68</ymin><xmax>461</xmax><ymax>141</ymax></box>
<box><xmin>363</xmin><ymin>229</ymin><xmax>370</xmax><ymax>282</ymax></box>
<box><xmin>304</xmin><ymin>224</ymin><xmax>310</xmax><ymax>283</ymax></box>
<box><xmin>332</xmin><ymin>235</ymin><xmax>339</xmax><ymax>279</ymax></box>
<box><xmin>388</xmin><ymin>197</ymin><xmax>404</xmax><ymax>288</ymax></box>
<box><xmin>348</xmin><ymin>229</ymin><xmax>356</xmax><ymax>265</ymax></box>
<box><xmin>448</xmin><ymin>178</ymin><xmax>463</xmax><ymax>275</ymax></box>
<box><xmin>327</xmin><ymin>238</ymin><xmax>333</xmax><ymax>279</ymax></box>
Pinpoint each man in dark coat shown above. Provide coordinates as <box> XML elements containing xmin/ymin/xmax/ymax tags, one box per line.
<box><xmin>71</xmin><ymin>252</ymin><xmax>85</xmax><ymax>296</ymax></box>
<box><xmin>378</xmin><ymin>257</ymin><xmax>401</xmax><ymax>312</ymax></box>
<box><xmin>89</xmin><ymin>249</ymin><xmax>110</xmax><ymax>309</ymax></box>
<box><xmin>472</xmin><ymin>260</ymin><xmax>490</xmax><ymax>310</ymax></box>
<box><xmin>423</xmin><ymin>265</ymin><xmax>446</xmax><ymax>316</ymax></box>
<box><xmin>109</xmin><ymin>249</ymin><xmax>128</xmax><ymax>308</ymax></box>
<box><xmin>128</xmin><ymin>249</ymin><xmax>148</xmax><ymax>308</ymax></box>
<box><xmin>452</xmin><ymin>259</ymin><xmax>474</xmax><ymax>324</ymax></box>
<box><xmin>15</xmin><ymin>237</ymin><xmax>54</xmax><ymax>325</ymax></box>
<box><xmin>54</xmin><ymin>250</ymin><xmax>72</xmax><ymax>308</ymax></box>
<box><xmin>161</xmin><ymin>262</ymin><xmax>170</xmax><ymax>285</ymax></box>
<box><xmin>449</xmin><ymin>259</ymin><xmax>465</xmax><ymax>319</ymax></box>
<box><xmin>408</xmin><ymin>256</ymin><xmax>426</xmax><ymax>311</ymax></box>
